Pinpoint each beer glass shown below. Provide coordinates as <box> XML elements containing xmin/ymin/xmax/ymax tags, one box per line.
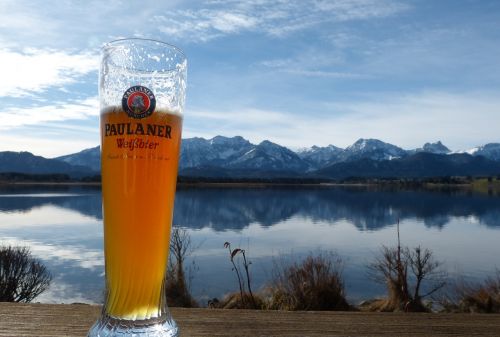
<box><xmin>88</xmin><ymin>38</ymin><xmax>186</xmax><ymax>337</ymax></box>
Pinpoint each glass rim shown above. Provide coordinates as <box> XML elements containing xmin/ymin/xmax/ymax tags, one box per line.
<box><xmin>102</xmin><ymin>37</ymin><xmax>186</xmax><ymax>60</ymax></box>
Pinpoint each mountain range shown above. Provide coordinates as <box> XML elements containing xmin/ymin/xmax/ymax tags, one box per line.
<box><xmin>1</xmin><ymin>137</ymin><xmax>500</xmax><ymax>180</ymax></box>
<box><xmin>0</xmin><ymin>151</ymin><xmax>95</xmax><ymax>178</ymax></box>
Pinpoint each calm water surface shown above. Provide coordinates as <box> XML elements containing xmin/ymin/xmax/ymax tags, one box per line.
<box><xmin>0</xmin><ymin>185</ymin><xmax>499</xmax><ymax>305</ymax></box>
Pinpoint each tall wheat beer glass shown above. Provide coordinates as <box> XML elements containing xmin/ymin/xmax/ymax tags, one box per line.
<box><xmin>88</xmin><ymin>38</ymin><xmax>186</xmax><ymax>337</ymax></box>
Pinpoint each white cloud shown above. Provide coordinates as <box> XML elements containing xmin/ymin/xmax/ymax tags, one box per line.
<box><xmin>317</xmin><ymin>91</ymin><xmax>500</xmax><ymax>150</ymax></box>
<box><xmin>0</xmin><ymin>96</ymin><xmax>98</xmax><ymax>128</ymax></box>
<box><xmin>0</xmin><ymin>48</ymin><xmax>98</xmax><ymax>97</ymax></box>
<box><xmin>285</xmin><ymin>69</ymin><xmax>367</xmax><ymax>78</ymax></box>
<box><xmin>0</xmin><ymin>0</ymin><xmax>182</xmax><ymax>49</ymax></box>
<box><xmin>0</xmin><ymin>96</ymin><xmax>99</xmax><ymax>157</ymax></box>
<box><xmin>184</xmin><ymin>91</ymin><xmax>500</xmax><ymax>151</ymax></box>
<box><xmin>156</xmin><ymin>9</ymin><xmax>258</xmax><ymax>42</ymax></box>
<box><xmin>258</xmin><ymin>49</ymin><xmax>360</xmax><ymax>79</ymax></box>
<box><xmin>260</xmin><ymin>50</ymin><xmax>345</xmax><ymax>69</ymax></box>
<box><xmin>314</xmin><ymin>0</ymin><xmax>408</xmax><ymax>21</ymax></box>
<box><xmin>0</xmin><ymin>0</ymin><xmax>496</xmax><ymax>159</ymax></box>
<box><xmin>154</xmin><ymin>0</ymin><xmax>410</xmax><ymax>42</ymax></box>
<box><xmin>0</xmin><ymin>131</ymin><xmax>99</xmax><ymax>158</ymax></box>
<box><xmin>209</xmin><ymin>11</ymin><xmax>258</xmax><ymax>33</ymax></box>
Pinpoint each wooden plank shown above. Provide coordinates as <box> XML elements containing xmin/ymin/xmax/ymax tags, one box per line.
<box><xmin>0</xmin><ymin>303</ymin><xmax>499</xmax><ymax>337</ymax></box>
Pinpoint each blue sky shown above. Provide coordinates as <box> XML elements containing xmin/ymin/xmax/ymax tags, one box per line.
<box><xmin>0</xmin><ymin>0</ymin><xmax>499</xmax><ymax>157</ymax></box>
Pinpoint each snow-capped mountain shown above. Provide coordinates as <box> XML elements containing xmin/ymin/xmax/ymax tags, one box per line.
<box><xmin>47</xmin><ymin>137</ymin><xmax>500</xmax><ymax>179</ymax></box>
<box><xmin>417</xmin><ymin>141</ymin><xmax>451</xmax><ymax>154</ymax></box>
<box><xmin>180</xmin><ymin>136</ymin><xmax>308</xmax><ymax>172</ymax></box>
<box><xmin>464</xmin><ymin>143</ymin><xmax>500</xmax><ymax>161</ymax></box>
<box><xmin>297</xmin><ymin>145</ymin><xmax>343</xmax><ymax>170</ymax></box>
<box><xmin>340</xmin><ymin>138</ymin><xmax>408</xmax><ymax>162</ymax></box>
<box><xmin>180</xmin><ymin>136</ymin><xmax>253</xmax><ymax>169</ymax></box>
<box><xmin>228</xmin><ymin>140</ymin><xmax>309</xmax><ymax>171</ymax></box>
<box><xmin>297</xmin><ymin>139</ymin><xmax>408</xmax><ymax>170</ymax></box>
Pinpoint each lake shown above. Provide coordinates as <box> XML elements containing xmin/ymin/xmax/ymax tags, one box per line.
<box><xmin>0</xmin><ymin>184</ymin><xmax>499</xmax><ymax>306</ymax></box>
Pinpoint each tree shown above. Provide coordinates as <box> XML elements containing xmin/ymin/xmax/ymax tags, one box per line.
<box><xmin>408</xmin><ymin>246</ymin><xmax>446</xmax><ymax>304</ymax></box>
<box><xmin>368</xmin><ymin>221</ymin><xmax>446</xmax><ymax>312</ymax></box>
<box><xmin>165</xmin><ymin>227</ymin><xmax>198</xmax><ymax>307</ymax></box>
<box><xmin>170</xmin><ymin>227</ymin><xmax>192</xmax><ymax>289</ymax></box>
<box><xmin>0</xmin><ymin>246</ymin><xmax>52</xmax><ymax>302</ymax></box>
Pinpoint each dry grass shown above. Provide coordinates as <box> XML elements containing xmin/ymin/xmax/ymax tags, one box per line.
<box><xmin>441</xmin><ymin>271</ymin><xmax>500</xmax><ymax>313</ymax></box>
<box><xmin>209</xmin><ymin>292</ymin><xmax>266</xmax><ymax>309</ymax></box>
<box><xmin>264</xmin><ymin>252</ymin><xmax>350</xmax><ymax>311</ymax></box>
<box><xmin>165</xmin><ymin>273</ymin><xmax>198</xmax><ymax>308</ymax></box>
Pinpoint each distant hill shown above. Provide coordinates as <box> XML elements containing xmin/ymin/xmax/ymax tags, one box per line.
<box><xmin>55</xmin><ymin>146</ymin><xmax>100</xmax><ymax>171</ymax></box>
<box><xmin>315</xmin><ymin>152</ymin><xmax>500</xmax><ymax>180</ymax></box>
<box><xmin>0</xmin><ymin>151</ymin><xmax>96</xmax><ymax>178</ymax></box>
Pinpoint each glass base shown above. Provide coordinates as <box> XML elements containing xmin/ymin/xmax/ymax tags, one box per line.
<box><xmin>88</xmin><ymin>314</ymin><xmax>179</xmax><ymax>337</ymax></box>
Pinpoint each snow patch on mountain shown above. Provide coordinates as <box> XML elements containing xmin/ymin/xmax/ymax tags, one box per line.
<box><xmin>180</xmin><ymin>136</ymin><xmax>253</xmax><ymax>168</ymax></box>
<box><xmin>229</xmin><ymin>140</ymin><xmax>308</xmax><ymax>171</ymax></box>
<box><xmin>297</xmin><ymin>145</ymin><xmax>343</xmax><ymax>170</ymax></box>
<box><xmin>462</xmin><ymin>143</ymin><xmax>500</xmax><ymax>161</ymax></box>
<box><xmin>341</xmin><ymin>138</ymin><xmax>407</xmax><ymax>162</ymax></box>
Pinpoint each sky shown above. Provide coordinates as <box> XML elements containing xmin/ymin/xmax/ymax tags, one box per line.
<box><xmin>0</xmin><ymin>0</ymin><xmax>499</xmax><ymax>157</ymax></box>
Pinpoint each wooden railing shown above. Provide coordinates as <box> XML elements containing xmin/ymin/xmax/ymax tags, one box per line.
<box><xmin>0</xmin><ymin>303</ymin><xmax>499</xmax><ymax>336</ymax></box>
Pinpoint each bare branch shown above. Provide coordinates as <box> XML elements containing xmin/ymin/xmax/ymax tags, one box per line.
<box><xmin>0</xmin><ymin>246</ymin><xmax>51</xmax><ymax>303</ymax></box>
<box><xmin>367</xmin><ymin>224</ymin><xmax>446</xmax><ymax>312</ymax></box>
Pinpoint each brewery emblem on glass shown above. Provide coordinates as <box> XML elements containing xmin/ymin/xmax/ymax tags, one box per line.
<box><xmin>122</xmin><ymin>85</ymin><xmax>156</xmax><ymax>119</ymax></box>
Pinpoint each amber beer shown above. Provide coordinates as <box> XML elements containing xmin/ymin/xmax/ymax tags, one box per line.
<box><xmin>100</xmin><ymin>106</ymin><xmax>182</xmax><ymax>319</ymax></box>
<box><xmin>89</xmin><ymin>38</ymin><xmax>185</xmax><ymax>337</ymax></box>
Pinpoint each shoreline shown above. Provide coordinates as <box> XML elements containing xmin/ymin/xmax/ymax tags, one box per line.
<box><xmin>0</xmin><ymin>178</ymin><xmax>498</xmax><ymax>193</ymax></box>
<box><xmin>0</xmin><ymin>181</ymin><xmax>466</xmax><ymax>187</ymax></box>
<box><xmin>0</xmin><ymin>180</ymin><xmax>485</xmax><ymax>187</ymax></box>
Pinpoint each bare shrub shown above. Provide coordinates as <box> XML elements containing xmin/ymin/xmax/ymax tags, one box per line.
<box><xmin>441</xmin><ymin>270</ymin><xmax>500</xmax><ymax>313</ymax></box>
<box><xmin>165</xmin><ymin>227</ymin><xmax>198</xmax><ymax>307</ymax></box>
<box><xmin>0</xmin><ymin>246</ymin><xmax>52</xmax><ymax>302</ymax></box>
<box><xmin>367</xmin><ymin>222</ymin><xmax>446</xmax><ymax>312</ymax></box>
<box><xmin>266</xmin><ymin>252</ymin><xmax>350</xmax><ymax>311</ymax></box>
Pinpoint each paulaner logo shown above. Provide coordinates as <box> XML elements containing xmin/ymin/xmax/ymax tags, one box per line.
<box><xmin>122</xmin><ymin>85</ymin><xmax>156</xmax><ymax>119</ymax></box>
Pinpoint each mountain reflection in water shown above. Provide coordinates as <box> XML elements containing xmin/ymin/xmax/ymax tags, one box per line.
<box><xmin>174</xmin><ymin>186</ymin><xmax>500</xmax><ymax>230</ymax></box>
<box><xmin>1</xmin><ymin>185</ymin><xmax>499</xmax><ymax>230</ymax></box>
<box><xmin>0</xmin><ymin>184</ymin><xmax>499</xmax><ymax>305</ymax></box>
